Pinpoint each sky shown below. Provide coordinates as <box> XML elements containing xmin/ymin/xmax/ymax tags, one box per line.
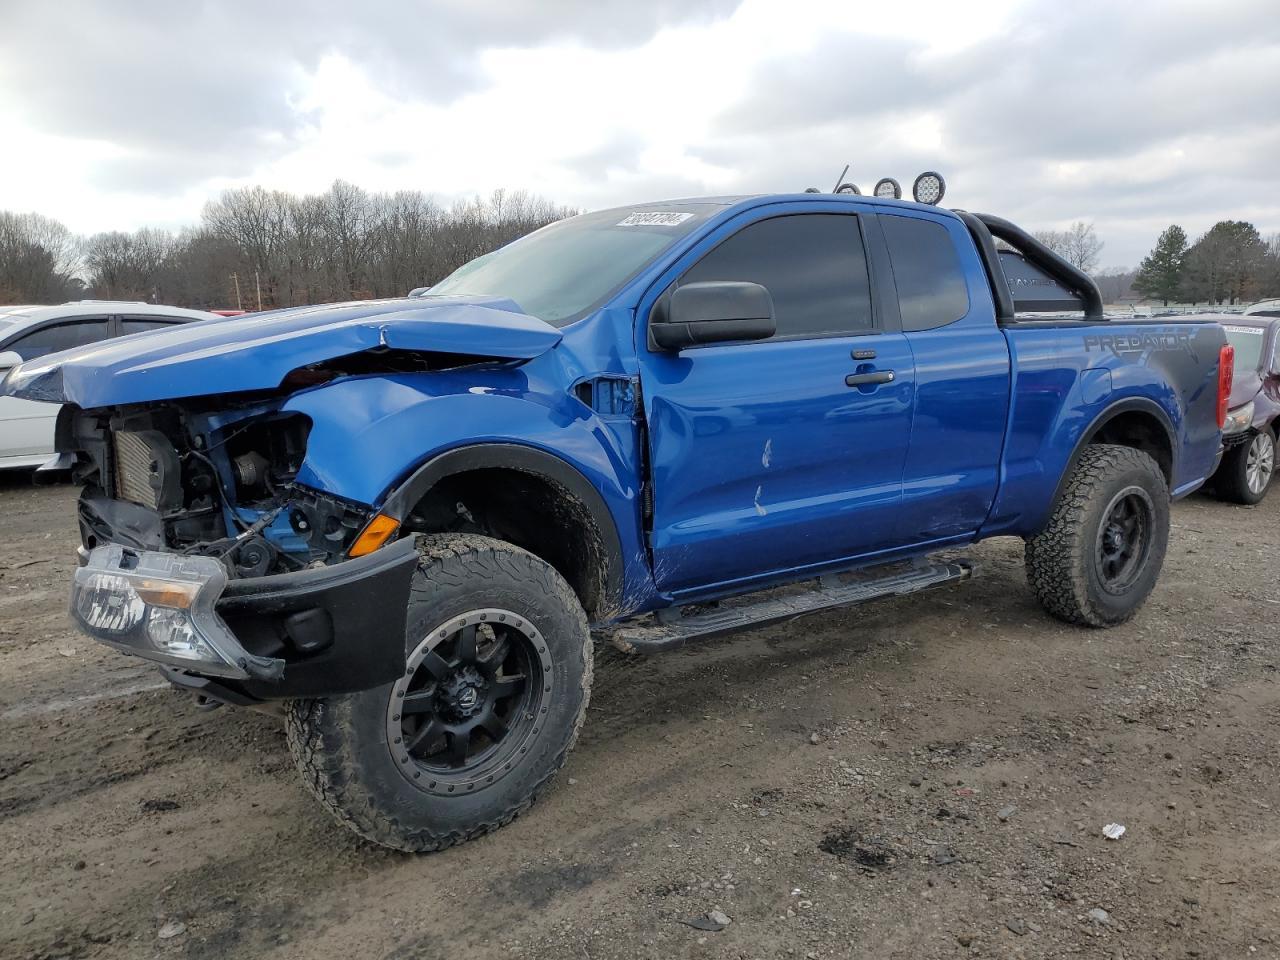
<box><xmin>1</xmin><ymin>0</ymin><xmax>1278</xmax><ymax>270</ymax></box>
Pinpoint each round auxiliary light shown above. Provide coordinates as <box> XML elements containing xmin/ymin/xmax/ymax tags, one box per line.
<box><xmin>803</xmin><ymin>186</ymin><xmax>822</xmax><ymax>193</ymax></box>
<box><xmin>912</xmin><ymin>171</ymin><xmax>946</xmax><ymax>205</ymax></box>
<box><xmin>874</xmin><ymin>177</ymin><xmax>902</xmax><ymax>200</ymax></box>
<box><xmin>835</xmin><ymin>182</ymin><xmax>861</xmax><ymax>195</ymax></box>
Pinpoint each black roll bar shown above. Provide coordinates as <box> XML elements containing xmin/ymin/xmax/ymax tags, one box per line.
<box><xmin>967</xmin><ymin>212</ymin><xmax>1105</xmax><ymax>320</ymax></box>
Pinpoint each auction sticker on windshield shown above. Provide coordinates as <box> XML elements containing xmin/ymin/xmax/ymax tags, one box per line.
<box><xmin>1224</xmin><ymin>325</ymin><xmax>1264</xmax><ymax>336</ymax></box>
<box><xmin>617</xmin><ymin>212</ymin><xmax>694</xmax><ymax>227</ymax></box>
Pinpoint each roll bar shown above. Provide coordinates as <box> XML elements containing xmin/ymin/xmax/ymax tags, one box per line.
<box><xmin>955</xmin><ymin>211</ymin><xmax>1105</xmax><ymax>321</ymax></box>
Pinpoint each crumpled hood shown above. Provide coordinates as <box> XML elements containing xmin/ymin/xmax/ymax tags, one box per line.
<box><xmin>1</xmin><ymin>295</ymin><xmax>561</xmax><ymax>407</ymax></box>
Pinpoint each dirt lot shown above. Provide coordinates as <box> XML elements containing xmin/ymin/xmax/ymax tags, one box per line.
<box><xmin>1</xmin><ymin>474</ymin><xmax>1277</xmax><ymax>960</ymax></box>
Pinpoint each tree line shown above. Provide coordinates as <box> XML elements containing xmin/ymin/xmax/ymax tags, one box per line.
<box><xmin>0</xmin><ymin>182</ymin><xmax>577</xmax><ymax>310</ymax></box>
<box><xmin>1132</xmin><ymin>221</ymin><xmax>1280</xmax><ymax>306</ymax></box>
<box><xmin>3</xmin><ymin>183</ymin><xmax>1279</xmax><ymax>310</ymax></box>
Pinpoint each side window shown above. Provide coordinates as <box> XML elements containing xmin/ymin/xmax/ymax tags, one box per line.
<box><xmin>679</xmin><ymin>214</ymin><xmax>874</xmax><ymax>339</ymax></box>
<box><xmin>8</xmin><ymin>318</ymin><xmax>111</xmax><ymax>361</ymax></box>
<box><xmin>881</xmin><ymin>215</ymin><xmax>970</xmax><ymax>332</ymax></box>
<box><xmin>120</xmin><ymin>317</ymin><xmax>186</xmax><ymax>335</ymax></box>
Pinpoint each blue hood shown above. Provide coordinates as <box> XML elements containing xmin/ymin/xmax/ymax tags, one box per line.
<box><xmin>1</xmin><ymin>296</ymin><xmax>562</xmax><ymax>408</ymax></box>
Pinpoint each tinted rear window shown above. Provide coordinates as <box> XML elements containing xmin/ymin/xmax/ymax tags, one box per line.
<box><xmin>881</xmin><ymin>215</ymin><xmax>970</xmax><ymax>331</ymax></box>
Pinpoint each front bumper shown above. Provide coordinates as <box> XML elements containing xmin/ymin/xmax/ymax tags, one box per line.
<box><xmin>71</xmin><ymin>537</ymin><xmax>419</xmax><ymax>700</ymax></box>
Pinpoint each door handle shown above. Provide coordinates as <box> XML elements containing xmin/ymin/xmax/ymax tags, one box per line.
<box><xmin>845</xmin><ymin>370</ymin><xmax>895</xmax><ymax>387</ymax></box>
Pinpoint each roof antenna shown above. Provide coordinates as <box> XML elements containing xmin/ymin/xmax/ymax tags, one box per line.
<box><xmin>832</xmin><ymin>164</ymin><xmax>850</xmax><ymax>193</ymax></box>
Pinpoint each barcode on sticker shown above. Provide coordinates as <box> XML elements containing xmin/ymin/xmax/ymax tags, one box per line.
<box><xmin>617</xmin><ymin>211</ymin><xmax>693</xmax><ymax>227</ymax></box>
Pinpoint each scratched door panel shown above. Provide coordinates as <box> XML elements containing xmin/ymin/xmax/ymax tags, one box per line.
<box><xmin>643</xmin><ymin>333</ymin><xmax>915</xmax><ymax>593</ymax></box>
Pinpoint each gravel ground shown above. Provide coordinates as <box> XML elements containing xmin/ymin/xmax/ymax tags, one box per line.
<box><xmin>1</xmin><ymin>474</ymin><xmax>1277</xmax><ymax>959</ymax></box>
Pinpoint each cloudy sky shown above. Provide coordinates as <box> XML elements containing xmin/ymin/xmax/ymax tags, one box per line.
<box><xmin>1</xmin><ymin>0</ymin><xmax>1277</xmax><ymax>268</ymax></box>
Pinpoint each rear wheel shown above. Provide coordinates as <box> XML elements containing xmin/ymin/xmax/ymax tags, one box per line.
<box><xmin>286</xmin><ymin>534</ymin><xmax>592</xmax><ymax>852</ymax></box>
<box><xmin>1215</xmin><ymin>429</ymin><xmax>1275</xmax><ymax>505</ymax></box>
<box><xmin>1024</xmin><ymin>445</ymin><xmax>1170</xmax><ymax>627</ymax></box>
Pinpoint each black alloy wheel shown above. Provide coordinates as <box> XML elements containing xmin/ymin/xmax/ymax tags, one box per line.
<box><xmin>1094</xmin><ymin>487</ymin><xmax>1154</xmax><ymax>593</ymax></box>
<box><xmin>388</xmin><ymin>609</ymin><xmax>548</xmax><ymax>794</ymax></box>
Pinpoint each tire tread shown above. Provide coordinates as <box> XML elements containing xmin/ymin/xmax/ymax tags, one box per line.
<box><xmin>285</xmin><ymin>533</ymin><xmax>593</xmax><ymax>852</ymax></box>
<box><xmin>1024</xmin><ymin>444</ymin><xmax>1168</xmax><ymax>628</ymax></box>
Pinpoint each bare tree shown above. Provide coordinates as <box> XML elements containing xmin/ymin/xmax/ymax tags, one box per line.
<box><xmin>1095</xmin><ymin>268</ymin><xmax>1137</xmax><ymax>304</ymax></box>
<box><xmin>0</xmin><ymin>211</ymin><xmax>84</xmax><ymax>303</ymax></box>
<box><xmin>85</xmin><ymin>227</ymin><xmax>176</xmax><ymax>301</ymax></box>
<box><xmin>1033</xmin><ymin>222</ymin><xmax>1104</xmax><ymax>273</ymax></box>
<box><xmin>4</xmin><ymin>181</ymin><xmax>577</xmax><ymax>310</ymax></box>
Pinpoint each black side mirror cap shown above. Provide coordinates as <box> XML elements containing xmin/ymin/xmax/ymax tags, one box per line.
<box><xmin>650</xmin><ymin>281</ymin><xmax>776</xmax><ymax>351</ymax></box>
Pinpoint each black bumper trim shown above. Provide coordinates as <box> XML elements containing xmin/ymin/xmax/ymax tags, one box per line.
<box><xmin>212</xmin><ymin>536</ymin><xmax>419</xmax><ymax>700</ymax></box>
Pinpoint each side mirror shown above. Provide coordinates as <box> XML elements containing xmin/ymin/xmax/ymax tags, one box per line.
<box><xmin>651</xmin><ymin>281</ymin><xmax>775</xmax><ymax>351</ymax></box>
<box><xmin>0</xmin><ymin>350</ymin><xmax>22</xmax><ymax>373</ymax></box>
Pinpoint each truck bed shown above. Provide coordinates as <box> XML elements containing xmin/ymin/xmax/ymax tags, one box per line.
<box><xmin>982</xmin><ymin>319</ymin><xmax>1226</xmax><ymax>538</ymax></box>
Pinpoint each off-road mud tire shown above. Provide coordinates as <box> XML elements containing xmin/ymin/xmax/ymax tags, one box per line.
<box><xmin>285</xmin><ymin>534</ymin><xmax>592</xmax><ymax>852</ymax></box>
<box><xmin>1024</xmin><ymin>444</ymin><xmax>1169</xmax><ymax>628</ymax></box>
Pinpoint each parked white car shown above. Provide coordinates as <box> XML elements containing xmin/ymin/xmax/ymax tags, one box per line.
<box><xmin>0</xmin><ymin>302</ymin><xmax>222</xmax><ymax>469</ymax></box>
<box><xmin>1244</xmin><ymin>299</ymin><xmax>1280</xmax><ymax>318</ymax></box>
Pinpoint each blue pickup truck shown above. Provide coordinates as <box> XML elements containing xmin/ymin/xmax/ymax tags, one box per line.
<box><xmin>2</xmin><ymin>190</ymin><xmax>1231</xmax><ymax>852</ymax></box>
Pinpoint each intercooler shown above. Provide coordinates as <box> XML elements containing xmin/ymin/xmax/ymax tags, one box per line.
<box><xmin>112</xmin><ymin>430</ymin><xmax>179</xmax><ymax>511</ymax></box>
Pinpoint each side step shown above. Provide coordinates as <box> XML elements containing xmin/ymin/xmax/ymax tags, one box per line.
<box><xmin>599</xmin><ymin>560</ymin><xmax>973</xmax><ymax>654</ymax></box>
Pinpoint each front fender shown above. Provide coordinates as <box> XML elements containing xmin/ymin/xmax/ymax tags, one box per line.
<box><xmin>282</xmin><ymin>367</ymin><xmax>651</xmax><ymax>611</ymax></box>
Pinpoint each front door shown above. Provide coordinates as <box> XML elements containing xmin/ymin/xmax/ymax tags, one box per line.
<box><xmin>638</xmin><ymin>209</ymin><xmax>915</xmax><ymax>595</ymax></box>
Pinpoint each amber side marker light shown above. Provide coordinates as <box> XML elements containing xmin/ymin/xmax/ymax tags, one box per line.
<box><xmin>134</xmin><ymin>580</ymin><xmax>199</xmax><ymax>609</ymax></box>
<box><xmin>349</xmin><ymin>514</ymin><xmax>400</xmax><ymax>557</ymax></box>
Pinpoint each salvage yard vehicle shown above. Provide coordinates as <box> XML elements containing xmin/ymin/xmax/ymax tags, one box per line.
<box><xmin>0</xmin><ymin>302</ymin><xmax>222</xmax><ymax>469</ymax></box>
<box><xmin>1210</xmin><ymin>317</ymin><xmax>1279</xmax><ymax>503</ymax></box>
<box><xmin>1</xmin><ymin>186</ymin><xmax>1231</xmax><ymax>852</ymax></box>
<box><xmin>1244</xmin><ymin>298</ymin><xmax>1280</xmax><ymax>319</ymax></box>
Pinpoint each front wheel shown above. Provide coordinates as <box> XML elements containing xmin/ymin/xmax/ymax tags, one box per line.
<box><xmin>286</xmin><ymin>534</ymin><xmax>592</xmax><ymax>852</ymax></box>
<box><xmin>1214</xmin><ymin>429</ymin><xmax>1275</xmax><ymax>505</ymax></box>
<box><xmin>1024</xmin><ymin>444</ymin><xmax>1170</xmax><ymax>627</ymax></box>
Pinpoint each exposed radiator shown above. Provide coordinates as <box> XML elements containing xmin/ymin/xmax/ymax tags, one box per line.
<box><xmin>113</xmin><ymin>431</ymin><xmax>162</xmax><ymax>509</ymax></box>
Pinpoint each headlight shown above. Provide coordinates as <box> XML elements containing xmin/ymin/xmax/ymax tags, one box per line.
<box><xmin>1223</xmin><ymin>400</ymin><xmax>1254</xmax><ymax>435</ymax></box>
<box><xmin>73</xmin><ymin>572</ymin><xmax>147</xmax><ymax>634</ymax></box>
<box><xmin>70</xmin><ymin>546</ymin><xmax>277</xmax><ymax>679</ymax></box>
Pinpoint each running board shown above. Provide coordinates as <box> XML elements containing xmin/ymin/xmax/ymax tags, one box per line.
<box><xmin>599</xmin><ymin>560</ymin><xmax>973</xmax><ymax>654</ymax></box>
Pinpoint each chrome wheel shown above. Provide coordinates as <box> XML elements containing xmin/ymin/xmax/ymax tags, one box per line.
<box><xmin>1246</xmin><ymin>431</ymin><xmax>1275</xmax><ymax>495</ymax></box>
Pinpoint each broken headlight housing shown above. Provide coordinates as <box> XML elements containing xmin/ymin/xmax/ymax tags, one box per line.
<box><xmin>71</xmin><ymin>545</ymin><xmax>282</xmax><ymax>679</ymax></box>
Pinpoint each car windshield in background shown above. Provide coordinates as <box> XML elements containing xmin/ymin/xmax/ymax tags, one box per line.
<box><xmin>427</xmin><ymin>204</ymin><xmax>720</xmax><ymax>326</ymax></box>
<box><xmin>1224</xmin><ymin>325</ymin><xmax>1266</xmax><ymax>372</ymax></box>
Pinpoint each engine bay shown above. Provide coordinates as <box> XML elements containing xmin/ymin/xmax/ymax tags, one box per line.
<box><xmin>64</xmin><ymin>401</ymin><xmax>372</xmax><ymax>578</ymax></box>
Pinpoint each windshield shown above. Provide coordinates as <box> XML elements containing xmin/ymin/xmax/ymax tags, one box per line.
<box><xmin>1224</xmin><ymin>324</ymin><xmax>1266</xmax><ymax>372</ymax></box>
<box><xmin>427</xmin><ymin>204</ymin><xmax>721</xmax><ymax>326</ymax></box>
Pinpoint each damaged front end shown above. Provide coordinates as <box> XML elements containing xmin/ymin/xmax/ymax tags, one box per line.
<box><xmin>62</xmin><ymin>398</ymin><xmax>421</xmax><ymax>702</ymax></box>
<box><xmin>2</xmin><ymin>295</ymin><xmax>569</xmax><ymax>704</ymax></box>
<box><xmin>68</xmin><ymin>401</ymin><xmax>369</xmax><ymax>572</ymax></box>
